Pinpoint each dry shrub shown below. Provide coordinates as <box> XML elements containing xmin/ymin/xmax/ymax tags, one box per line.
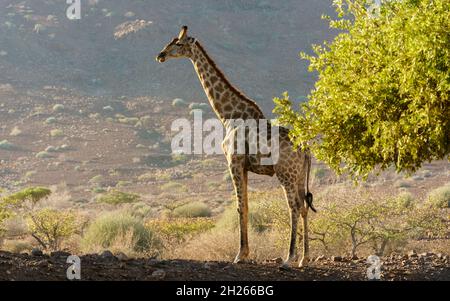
<box><xmin>81</xmin><ymin>211</ymin><xmax>161</xmax><ymax>257</ymax></box>
<box><xmin>2</xmin><ymin>239</ymin><xmax>33</xmax><ymax>253</ymax></box>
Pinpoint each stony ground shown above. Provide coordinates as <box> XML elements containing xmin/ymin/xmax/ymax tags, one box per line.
<box><xmin>0</xmin><ymin>250</ymin><xmax>448</xmax><ymax>281</ymax></box>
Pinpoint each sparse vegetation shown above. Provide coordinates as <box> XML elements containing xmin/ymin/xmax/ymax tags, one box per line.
<box><xmin>426</xmin><ymin>184</ymin><xmax>450</xmax><ymax>209</ymax></box>
<box><xmin>44</xmin><ymin>117</ymin><xmax>57</xmax><ymax>124</ymax></box>
<box><xmin>9</xmin><ymin>126</ymin><xmax>22</xmax><ymax>137</ymax></box>
<box><xmin>52</xmin><ymin>104</ymin><xmax>65</xmax><ymax>113</ymax></box>
<box><xmin>35</xmin><ymin>151</ymin><xmax>52</xmax><ymax>159</ymax></box>
<box><xmin>172</xmin><ymin>202</ymin><xmax>212</xmax><ymax>218</ymax></box>
<box><xmin>96</xmin><ymin>190</ymin><xmax>141</xmax><ymax>205</ymax></box>
<box><xmin>82</xmin><ymin>211</ymin><xmax>160</xmax><ymax>256</ymax></box>
<box><xmin>50</xmin><ymin>129</ymin><xmax>64</xmax><ymax>138</ymax></box>
<box><xmin>147</xmin><ymin>218</ymin><xmax>214</xmax><ymax>255</ymax></box>
<box><xmin>172</xmin><ymin>98</ymin><xmax>187</xmax><ymax>107</ymax></box>
<box><xmin>160</xmin><ymin>182</ymin><xmax>188</xmax><ymax>194</ymax></box>
<box><xmin>0</xmin><ymin>140</ymin><xmax>16</xmax><ymax>150</ymax></box>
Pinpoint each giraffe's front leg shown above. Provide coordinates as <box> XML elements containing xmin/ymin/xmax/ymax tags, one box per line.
<box><xmin>229</xmin><ymin>162</ymin><xmax>250</xmax><ymax>264</ymax></box>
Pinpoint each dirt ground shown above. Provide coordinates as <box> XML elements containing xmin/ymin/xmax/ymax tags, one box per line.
<box><xmin>0</xmin><ymin>251</ymin><xmax>448</xmax><ymax>281</ymax></box>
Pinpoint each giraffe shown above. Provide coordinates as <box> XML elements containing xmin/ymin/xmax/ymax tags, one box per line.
<box><xmin>156</xmin><ymin>26</ymin><xmax>315</xmax><ymax>267</ymax></box>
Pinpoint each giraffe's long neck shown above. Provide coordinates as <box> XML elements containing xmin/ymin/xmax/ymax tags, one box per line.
<box><xmin>190</xmin><ymin>41</ymin><xmax>265</xmax><ymax>123</ymax></box>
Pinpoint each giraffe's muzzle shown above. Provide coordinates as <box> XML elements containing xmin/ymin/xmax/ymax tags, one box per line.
<box><xmin>156</xmin><ymin>52</ymin><xmax>166</xmax><ymax>63</ymax></box>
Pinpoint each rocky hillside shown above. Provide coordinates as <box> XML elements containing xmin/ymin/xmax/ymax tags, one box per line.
<box><xmin>0</xmin><ymin>0</ymin><xmax>337</xmax><ymax>111</ymax></box>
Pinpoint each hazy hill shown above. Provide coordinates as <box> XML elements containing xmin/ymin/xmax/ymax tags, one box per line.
<box><xmin>0</xmin><ymin>0</ymin><xmax>337</xmax><ymax>113</ymax></box>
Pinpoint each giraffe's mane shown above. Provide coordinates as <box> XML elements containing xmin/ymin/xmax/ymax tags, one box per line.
<box><xmin>194</xmin><ymin>40</ymin><xmax>265</xmax><ymax>117</ymax></box>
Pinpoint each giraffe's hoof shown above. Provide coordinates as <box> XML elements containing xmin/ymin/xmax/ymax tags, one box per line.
<box><xmin>233</xmin><ymin>253</ymin><xmax>250</xmax><ymax>264</ymax></box>
<box><xmin>299</xmin><ymin>257</ymin><xmax>310</xmax><ymax>268</ymax></box>
<box><xmin>279</xmin><ymin>262</ymin><xmax>293</xmax><ymax>271</ymax></box>
<box><xmin>233</xmin><ymin>257</ymin><xmax>249</xmax><ymax>264</ymax></box>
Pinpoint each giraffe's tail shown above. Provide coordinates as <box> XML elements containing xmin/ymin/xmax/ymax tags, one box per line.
<box><xmin>305</xmin><ymin>150</ymin><xmax>316</xmax><ymax>213</ymax></box>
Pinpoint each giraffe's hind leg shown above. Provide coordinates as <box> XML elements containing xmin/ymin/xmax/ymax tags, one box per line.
<box><xmin>280</xmin><ymin>183</ymin><xmax>301</xmax><ymax>267</ymax></box>
<box><xmin>299</xmin><ymin>204</ymin><xmax>310</xmax><ymax>267</ymax></box>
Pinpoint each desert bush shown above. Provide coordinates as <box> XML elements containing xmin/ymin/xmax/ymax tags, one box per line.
<box><xmin>45</xmin><ymin>146</ymin><xmax>58</xmax><ymax>153</ymax></box>
<box><xmin>44</xmin><ymin>116</ymin><xmax>57</xmax><ymax>124</ymax></box>
<box><xmin>126</xmin><ymin>202</ymin><xmax>153</xmax><ymax>220</ymax></box>
<box><xmin>147</xmin><ymin>217</ymin><xmax>214</xmax><ymax>254</ymax></box>
<box><xmin>426</xmin><ymin>184</ymin><xmax>450</xmax><ymax>209</ymax></box>
<box><xmin>116</xmin><ymin>181</ymin><xmax>132</xmax><ymax>188</ymax></box>
<box><xmin>200</xmin><ymin>159</ymin><xmax>218</xmax><ymax>168</ymax></box>
<box><xmin>2</xmin><ymin>239</ymin><xmax>32</xmax><ymax>253</ymax></box>
<box><xmin>2</xmin><ymin>216</ymin><xmax>27</xmax><ymax>237</ymax></box>
<box><xmin>50</xmin><ymin>129</ymin><xmax>64</xmax><ymax>138</ymax></box>
<box><xmin>172</xmin><ymin>98</ymin><xmax>187</xmax><ymax>107</ymax></box>
<box><xmin>27</xmin><ymin>208</ymin><xmax>77</xmax><ymax>251</ymax></box>
<box><xmin>52</xmin><ymin>104</ymin><xmax>64</xmax><ymax>113</ymax></box>
<box><xmin>172</xmin><ymin>202</ymin><xmax>212</xmax><ymax>218</ymax></box>
<box><xmin>160</xmin><ymin>182</ymin><xmax>188</xmax><ymax>194</ymax></box>
<box><xmin>92</xmin><ymin>187</ymin><xmax>106</xmax><ymax>194</ymax></box>
<box><xmin>0</xmin><ymin>140</ymin><xmax>16</xmax><ymax>150</ymax></box>
<box><xmin>395</xmin><ymin>191</ymin><xmax>415</xmax><ymax>209</ymax></box>
<box><xmin>82</xmin><ymin>212</ymin><xmax>160</xmax><ymax>256</ymax></box>
<box><xmin>88</xmin><ymin>175</ymin><xmax>104</xmax><ymax>185</ymax></box>
<box><xmin>118</xmin><ymin>117</ymin><xmax>139</xmax><ymax>125</ymax></box>
<box><xmin>36</xmin><ymin>151</ymin><xmax>52</xmax><ymax>159</ymax></box>
<box><xmin>96</xmin><ymin>190</ymin><xmax>141</xmax><ymax>205</ymax></box>
<box><xmin>9</xmin><ymin>126</ymin><xmax>22</xmax><ymax>136</ymax></box>
<box><xmin>189</xmin><ymin>102</ymin><xmax>208</xmax><ymax>111</ymax></box>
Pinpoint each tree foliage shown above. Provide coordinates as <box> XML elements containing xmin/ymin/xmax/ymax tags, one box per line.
<box><xmin>27</xmin><ymin>208</ymin><xmax>77</xmax><ymax>251</ymax></box>
<box><xmin>4</xmin><ymin>187</ymin><xmax>51</xmax><ymax>209</ymax></box>
<box><xmin>274</xmin><ymin>0</ymin><xmax>450</xmax><ymax>178</ymax></box>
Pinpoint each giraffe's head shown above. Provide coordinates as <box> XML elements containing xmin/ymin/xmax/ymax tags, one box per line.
<box><xmin>156</xmin><ymin>26</ymin><xmax>195</xmax><ymax>63</ymax></box>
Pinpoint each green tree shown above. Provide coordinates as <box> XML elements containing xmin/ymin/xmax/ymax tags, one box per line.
<box><xmin>4</xmin><ymin>187</ymin><xmax>51</xmax><ymax>210</ymax></box>
<box><xmin>274</xmin><ymin>0</ymin><xmax>450</xmax><ymax>179</ymax></box>
<box><xmin>27</xmin><ymin>209</ymin><xmax>77</xmax><ymax>251</ymax></box>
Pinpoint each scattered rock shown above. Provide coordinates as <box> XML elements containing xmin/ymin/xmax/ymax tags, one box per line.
<box><xmin>100</xmin><ymin>250</ymin><xmax>115</xmax><ymax>260</ymax></box>
<box><xmin>31</xmin><ymin>248</ymin><xmax>43</xmax><ymax>257</ymax></box>
<box><xmin>151</xmin><ymin>269</ymin><xmax>166</xmax><ymax>280</ymax></box>
<box><xmin>419</xmin><ymin>252</ymin><xmax>433</xmax><ymax>258</ymax></box>
<box><xmin>147</xmin><ymin>258</ymin><xmax>160</xmax><ymax>265</ymax></box>
<box><xmin>50</xmin><ymin>251</ymin><xmax>71</xmax><ymax>258</ymax></box>
<box><xmin>332</xmin><ymin>256</ymin><xmax>342</xmax><ymax>262</ymax></box>
<box><xmin>408</xmin><ymin>250</ymin><xmax>418</xmax><ymax>258</ymax></box>
<box><xmin>204</xmin><ymin>262</ymin><xmax>218</xmax><ymax>270</ymax></box>
<box><xmin>116</xmin><ymin>252</ymin><xmax>129</xmax><ymax>261</ymax></box>
<box><xmin>270</xmin><ymin>257</ymin><xmax>284</xmax><ymax>264</ymax></box>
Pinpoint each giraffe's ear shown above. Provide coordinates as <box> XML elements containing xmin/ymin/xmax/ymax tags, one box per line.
<box><xmin>178</xmin><ymin>26</ymin><xmax>188</xmax><ymax>40</ymax></box>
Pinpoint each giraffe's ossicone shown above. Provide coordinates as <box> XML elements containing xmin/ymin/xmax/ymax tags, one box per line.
<box><xmin>157</xmin><ymin>26</ymin><xmax>314</xmax><ymax>267</ymax></box>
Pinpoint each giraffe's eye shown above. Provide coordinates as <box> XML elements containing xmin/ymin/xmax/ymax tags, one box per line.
<box><xmin>175</xmin><ymin>42</ymin><xmax>184</xmax><ymax>47</ymax></box>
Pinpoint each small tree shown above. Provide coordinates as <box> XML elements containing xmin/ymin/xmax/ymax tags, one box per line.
<box><xmin>3</xmin><ymin>187</ymin><xmax>78</xmax><ymax>251</ymax></box>
<box><xmin>4</xmin><ymin>187</ymin><xmax>51</xmax><ymax>210</ymax></box>
<box><xmin>27</xmin><ymin>209</ymin><xmax>77</xmax><ymax>251</ymax></box>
